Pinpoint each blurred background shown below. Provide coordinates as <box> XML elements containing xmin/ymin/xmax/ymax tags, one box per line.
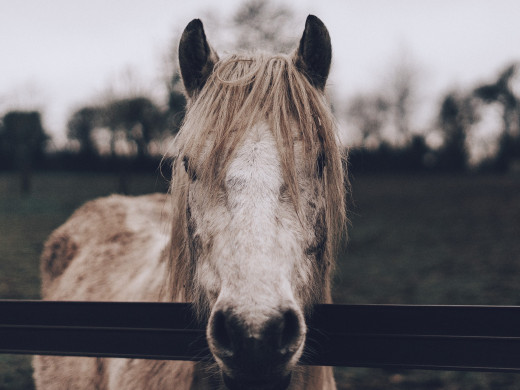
<box><xmin>1</xmin><ymin>0</ymin><xmax>520</xmax><ymax>389</ymax></box>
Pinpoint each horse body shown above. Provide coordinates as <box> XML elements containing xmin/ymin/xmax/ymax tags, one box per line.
<box><xmin>32</xmin><ymin>194</ymin><xmax>335</xmax><ymax>389</ymax></box>
<box><xmin>34</xmin><ymin>15</ymin><xmax>346</xmax><ymax>390</ymax></box>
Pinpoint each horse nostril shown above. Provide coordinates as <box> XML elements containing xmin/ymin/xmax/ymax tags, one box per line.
<box><xmin>211</xmin><ymin>309</ymin><xmax>234</xmax><ymax>355</ymax></box>
<box><xmin>279</xmin><ymin>309</ymin><xmax>302</xmax><ymax>353</ymax></box>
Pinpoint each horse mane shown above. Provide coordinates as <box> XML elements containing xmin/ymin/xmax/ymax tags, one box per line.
<box><xmin>168</xmin><ymin>52</ymin><xmax>347</xmax><ymax>313</ymax></box>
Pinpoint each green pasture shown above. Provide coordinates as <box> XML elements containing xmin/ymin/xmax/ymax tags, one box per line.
<box><xmin>1</xmin><ymin>172</ymin><xmax>520</xmax><ymax>389</ymax></box>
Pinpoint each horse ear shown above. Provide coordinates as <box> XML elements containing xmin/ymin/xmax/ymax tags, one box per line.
<box><xmin>179</xmin><ymin>19</ymin><xmax>219</xmax><ymax>98</ymax></box>
<box><xmin>294</xmin><ymin>15</ymin><xmax>331</xmax><ymax>90</ymax></box>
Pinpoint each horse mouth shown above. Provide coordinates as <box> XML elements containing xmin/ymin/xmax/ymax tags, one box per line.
<box><xmin>222</xmin><ymin>372</ymin><xmax>292</xmax><ymax>390</ymax></box>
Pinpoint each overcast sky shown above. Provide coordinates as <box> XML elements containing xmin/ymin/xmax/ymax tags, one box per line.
<box><xmin>1</xmin><ymin>0</ymin><xmax>519</xmax><ymax>144</ymax></box>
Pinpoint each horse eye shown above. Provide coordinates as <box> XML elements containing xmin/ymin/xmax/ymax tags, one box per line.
<box><xmin>182</xmin><ymin>156</ymin><xmax>189</xmax><ymax>172</ymax></box>
<box><xmin>182</xmin><ymin>156</ymin><xmax>197</xmax><ymax>181</ymax></box>
<box><xmin>317</xmin><ymin>150</ymin><xmax>325</xmax><ymax>178</ymax></box>
<box><xmin>278</xmin><ymin>184</ymin><xmax>290</xmax><ymax>203</ymax></box>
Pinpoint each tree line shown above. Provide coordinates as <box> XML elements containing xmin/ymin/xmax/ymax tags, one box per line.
<box><xmin>1</xmin><ymin>0</ymin><xmax>520</xmax><ymax>194</ymax></box>
<box><xmin>347</xmin><ymin>62</ymin><xmax>520</xmax><ymax>174</ymax></box>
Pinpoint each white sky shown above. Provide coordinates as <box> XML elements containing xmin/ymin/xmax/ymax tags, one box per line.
<box><xmin>1</xmin><ymin>0</ymin><xmax>519</xmax><ymax>145</ymax></box>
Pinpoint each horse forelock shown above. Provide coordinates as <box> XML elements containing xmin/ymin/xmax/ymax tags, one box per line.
<box><xmin>168</xmin><ymin>52</ymin><xmax>348</xmax><ymax>317</ymax></box>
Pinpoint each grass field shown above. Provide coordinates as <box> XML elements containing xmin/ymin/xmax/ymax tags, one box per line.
<box><xmin>1</xmin><ymin>172</ymin><xmax>520</xmax><ymax>389</ymax></box>
<box><xmin>333</xmin><ymin>174</ymin><xmax>520</xmax><ymax>389</ymax></box>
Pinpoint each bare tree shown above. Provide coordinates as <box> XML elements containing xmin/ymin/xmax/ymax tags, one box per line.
<box><xmin>166</xmin><ymin>72</ymin><xmax>186</xmax><ymax>135</ymax></box>
<box><xmin>102</xmin><ymin>97</ymin><xmax>164</xmax><ymax>161</ymax></box>
<box><xmin>346</xmin><ymin>53</ymin><xmax>422</xmax><ymax>148</ymax></box>
<box><xmin>385</xmin><ymin>55</ymin><xmax>421</xmax><ymax>145</ymax></box>
<box><xmin>2</xmin><ymin>111</ymin><xmax>48</xmax><ymax>194</ymax></box>
<box><xmin>231</xmin><ymin>0</ymin><xmax>296</xmax><ymax>52</ymax></box>
<box><xmin>437</xmin><ymin>91</ymin><xmax>476</xmax><ymax>171</ymax></box>
<box><xmin>474</xmin><ymin>63</ymin><xmax>520</xmax><ymax>171</ymax></box>
<box><xmin>346</xmin><ymin>93</ymin><xmax>390</xmax><ymax>148</ymax></box>
<box><xmin>67</xmin><ymin>106</ymin><xmax>102</xmax><ymax>159</ymax></box>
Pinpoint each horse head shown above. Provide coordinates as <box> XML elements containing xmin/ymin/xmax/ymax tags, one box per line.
<box><xmin>171</xmin><ymin>15</ymin><xmax>346</xmax><ymax>390</ymax></box>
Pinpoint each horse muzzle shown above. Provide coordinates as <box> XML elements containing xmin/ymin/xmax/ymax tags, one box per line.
<box><xmin>207</xmin><ymin>304</ymin><xmax>305</xmax><ymax>390</ymax></box>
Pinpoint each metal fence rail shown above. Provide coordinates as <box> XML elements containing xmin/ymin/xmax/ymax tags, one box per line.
<box><xmin>2</xmin><ymin>300</ymin><xmax>520</xmax><ymax>372</ymax></box>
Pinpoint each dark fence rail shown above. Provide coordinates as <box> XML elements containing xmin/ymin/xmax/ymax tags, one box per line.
<box><xmin>2</xmin><ymin>300</ymin><xmax>520</xmax><ymax>372</ymax></box>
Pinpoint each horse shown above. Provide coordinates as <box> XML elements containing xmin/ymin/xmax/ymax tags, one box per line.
<box><xmin>33</xmin><ymin>15</ymin><xmax>347</xmax><ymax>390</ymax></box>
